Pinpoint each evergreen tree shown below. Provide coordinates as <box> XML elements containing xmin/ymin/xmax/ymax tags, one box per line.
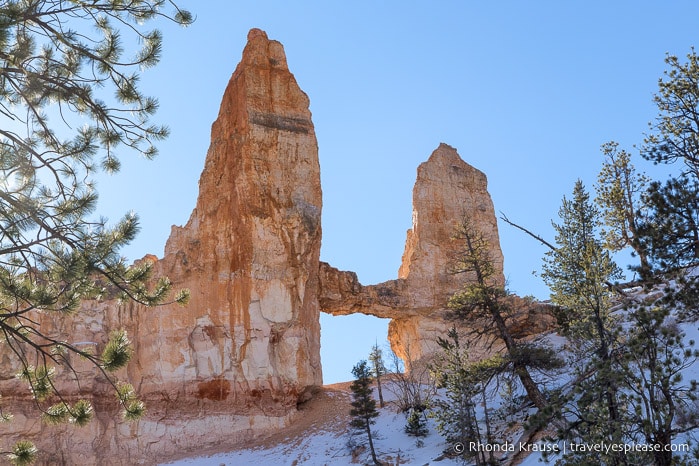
<box><xmin>369</xmin><ymin>342</ymin><xmax>386</xmax><ymax>408</ymax></box>
<box><xmin>542</xmin><ymin>180</ymin><xmax>628</xmax><ymax>466</ymax></box>
<box><xmin>639</xmin><ymin>49</ymin><xmax>699</xmax><ymax>271</ymax></box>
<box><xmin>639</xmin><ymin>177</ymin><xmax>699</xmax><ymax>272</ymax></box>
<box><xmin>405</xmin><ymin>406</ymin><xmax>429</xmax><ymax>439</ymax></box>
<box><xmin>595</xmin><ymin>141</ymin><xmax>652</xmax><ymax>280</ymax></box>
<box><xmin>431</xmin><ymin>328</ymin><xmax>506</xmax><ymax>465</ymax></box>
<box><xmin>620</xmin><ymin>303</ymin><xmax>699</xmax><ymax>466</ymax></box>
<box><xmin>0</xmin><ymin>2</ymin><xmax>191</xmax><ymax>462</ymax></box>
<box><xmin>642</xmin><ymin>49</ymin><xmax>699</xmax><ymax>179</ymax></box>
<box><xmin>508</xmin><ymin>51</ymin><xmax>699</xmax><ymax>463</ymax></box>
<box><xmin>592</xmin><ymin>51</ymin><xmax>699</xmax><ymax>463</ymax></box>
<box><xmin>349</xmin><ymin>360</ymin><xmax>382</xmax><ymax>466</ymax></box>
<box><xmin>431</xmin><ymin>328</ymin><xmax>482</xmax><ymax>464</ymax></box>
<box><xmin>448</xmin><ymin>217</ymin><xmax>556</xmax><ymax>411</ymax></box>
<box><xmin>3</xmin><ymin>441</ymin><xmax>37</xmax><ymax>466</ymax></box>
<box><xmin>542</xmin><ymin>180</ymin><xmax>623</xmax><ymax>344</ymax></box>
<box><xmin>638</xmin><ymin>49</ymin><xmax>699</xmax><ymax>316</ymax></box>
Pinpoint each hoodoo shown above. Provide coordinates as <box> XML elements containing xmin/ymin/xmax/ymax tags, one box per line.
<box><xmin>0</xmin><ymin>28</ymin><xmax>323</xmax><ymax>465</ymax></box>
<box><xmin>0</xmin><ymin>29</ymin><xmax>540</xmax><ymax>465</ymax></box>
<box><xmin>151</xmin><ymin>26</ymin><xmax>323</xmax><ymax>408</ymax></box>
<box><xmin>319</xmin><ymin>143</ymin><xmax>504</xmax><ymax>361</ymax></box>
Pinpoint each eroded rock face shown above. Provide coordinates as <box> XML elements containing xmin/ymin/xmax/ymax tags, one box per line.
<box><xmin>146</xmin><ymin>26</ymin><xmax>323</xmax><ymax>406</ymax></box>
<box><xmin>391</xmin><ymin>143</ymin><xmax>505</xmax><ymax>360</ymax></box>
<box><xmin>318</xmin><ymin>262</ymin><xmax>409</xmax><ymax>318</ymax></box>
<box><xmin>399</xmin><ymin>143</ymin><xmax>504</xmax><ymax>304</ymax></box>
<box><xmin>0</xmin><ymin>28</ymin><xmax>322</xmax><ymax>465</ymax></box>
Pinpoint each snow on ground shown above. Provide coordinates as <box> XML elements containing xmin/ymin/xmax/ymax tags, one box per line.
<box><xmin>161</xmin><ymin>386</ymin><xmax>463</xmax><ymax>466</ymax></box>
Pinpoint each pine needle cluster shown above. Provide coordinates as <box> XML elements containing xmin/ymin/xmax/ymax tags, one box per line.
<box><xmin>0</xmin><ymin>1</ymin><xmax>192</xmax><ymax>463</ymax></box>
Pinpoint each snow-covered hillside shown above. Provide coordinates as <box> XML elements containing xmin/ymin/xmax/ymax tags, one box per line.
<box><xmin>161</xmin><ymin>382</ymin><xmax>465</xmax><ymax>466</ymax></box>
<box><xmin>162</xmin><ymin>285</ymin><xmax>699</xmax><ymax>466</ymax></box>
<box><xmin>160</xmin><ymin>379</ymin><xmax>560</xmax><ymax>466</ymax></box>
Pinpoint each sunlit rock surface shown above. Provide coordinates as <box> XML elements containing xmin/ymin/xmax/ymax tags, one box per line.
<box><xmin>0</xmin><ymin>30</ymin><xmax>550</xmax><ymax>466</ymax></box>
<box><xmin>0</xmin><ymin>28</ymin><xmax>321</xmax><ymax>465</ymax></box>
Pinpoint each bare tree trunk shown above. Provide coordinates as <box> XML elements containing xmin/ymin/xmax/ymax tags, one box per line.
<box><xmin>366</xmin><ymin>424</ymin><xmax>381</xmax><ymax>465</ymax></box>
<box><xmin>488</xmin><ymin>296</ymin><xmax>548</xmax><ymax>410</ymax></box>
<box><xmin>376</xmin><ymin>372</ymin><xmax>384</xmax><ymax>408</ymax></box>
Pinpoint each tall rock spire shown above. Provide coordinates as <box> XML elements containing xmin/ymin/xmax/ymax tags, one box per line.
<box><xmin>0</xmin><ymin>30</ymin><xmax>547</xmax><ymax>465</ymax></box>
<box><xmin>398</xmin><ymin>142</ymin><xmax>504</xmax><ymax>305</ymax></box>
<box><xmin>152</xmin><ymin>27</ymin><xmax>323</xmax><ymax>406</ymax></box>
<box><xmin>0</xmin><ymin>29</ymin><xmax>324</xmax><ymax>464</ymax></box>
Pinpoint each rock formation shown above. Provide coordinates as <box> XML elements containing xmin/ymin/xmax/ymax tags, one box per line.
<box><xmin>398</xmin><ymin>143</ymin><xmax>504</xmax><ymax>303</ymax></box>
<box><xmin>145</xmin><ymin>26</ymin><xmax>323</xmax><ymax>408</ymax></box>
<box><xmin>319</xmin><ymin>143</ymin><xmax>505</xmax><ymax>361</ymax></box>
<box><xmin>0</xmin><ymin>28</ymin><xmax>322</xmax><ymax>464</ymax></box>
<box><xmin>0</xmin><ymin>29</ymin><xmax>549</xmax><ymax>465</ymax></box>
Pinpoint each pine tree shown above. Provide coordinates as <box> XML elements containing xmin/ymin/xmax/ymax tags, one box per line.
<box><xmin>542</xmin><ymin>180</ymin><xmax>628</xmax><ymax>466</ymax></box>
<box><xmin>0</xmin><ymin>2</ymin><xmax>192</xmax><ymax>462</ymax></box>
<box><xmin>637</xmin><ymin>49</ymin><xmax>699</xmax><ymax>316</ymax></box>
<box><xmin>639</xmin><ymin>49</ymin><xmax>699</xmax><ymax>271</ymax></box>
<box><xmin>595</xmin><ymin>141</ymin><xmax>652</xmax><ymax>280</ymax></box>
<box><xmin>369</xmin><ymin>342</ymin><xmax>387</xmax><ymax>408</ymax></box>
<box><xmin>620</xmin><ymin>303</ymin><xmax>699</xmax><ymax>466</ymax></box>
<box><xmin>448</xmin><ymin>217</ymin><xmax>555</xmax><ymax>411</ymax></box>
<box><xmin>542</xmin><ymin>180</ymin><xmax>623</xmax><ymax>342</ymax></box>
<box><xmin>405</xmin><ymin>407</ymin><xmax>429</xmax><ymax>438</ymax></box>
<box><xmin>639</xmin><ymin>177</ymin><xmax>699</xmax><ymax>273</ymax></box>
<box><xmin>349</xmin><ymin>360</ymin><xmax>382</xmax><ymax>466</ymax></box>
<box><xmin>431</xmin><ymin>328</ymin><xmax>506</xmax><ymax>465</ymax></box>
<box><xmin>642</xmin><ymin>49</ymin><xmax>699</xmax><ymax>179</ymax></box>
<box><xmin>595</xmin><ymin>49</ymin><xmax>699</xmax><ymax>464</ymax></box>
<box><xmin>431</xmin><ymin>328</ymin><xmax>481</xmax><ymax>464</ymax></box>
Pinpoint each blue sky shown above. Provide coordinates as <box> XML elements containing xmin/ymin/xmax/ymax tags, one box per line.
<box><xmin>94</xmin><ymin>1</ymin><xmax>699</xmax><ymax>384</ymax></box>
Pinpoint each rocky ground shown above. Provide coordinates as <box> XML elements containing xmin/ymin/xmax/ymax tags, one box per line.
<box><xmin>238</xmin><ymin>383</ymin><xmax>353</xmax><ymax>454</ymax></box>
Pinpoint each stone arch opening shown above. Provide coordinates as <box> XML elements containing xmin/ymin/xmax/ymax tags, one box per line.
<box><xmin>319</xmin><ymin>313</ymin><xmax>390</xmax><ymax>384</ymax></box>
